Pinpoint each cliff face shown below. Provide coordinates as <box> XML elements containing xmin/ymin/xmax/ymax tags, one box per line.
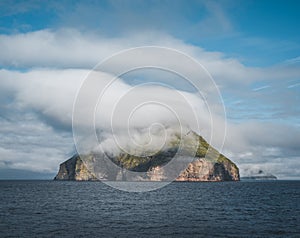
<box><xmin>55</xmin><ymin>156</ymin><xmax>239</xmax><ymax>182</ymax></box>
<box><xmin>54</xmin><ymin>155</ymin><xmax>97</xmax><ymax>181</ymax></box>
<box><xmin>176</xmin><ymin>158</ymin><xmax>239</xmax><ymax>181</ymax></box>
<box><xmin>54</xmin><ymin>132</ymin><xmax>240</xmax><ymax>182</ymax></box>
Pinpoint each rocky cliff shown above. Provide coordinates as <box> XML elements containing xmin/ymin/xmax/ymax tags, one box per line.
<box><xmin>55</xmin><ymin>155</ymin><xmax>239</xmax><ymax>182</ymax></box>
<box><xmin>54</xmin><ymin>155</ymin><xmax>97</xmax><ymax>181</ymax></box>
<box><xmin>54</xmin><ymin>131</ymin><xmax>240</xmax><ymax>182</ymax></box>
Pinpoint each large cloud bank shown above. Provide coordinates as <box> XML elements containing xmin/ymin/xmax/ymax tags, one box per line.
<box><xmin>0</xmin><ymin>29</ymin><xmax>300</xmax><ymax>179</ymax></box>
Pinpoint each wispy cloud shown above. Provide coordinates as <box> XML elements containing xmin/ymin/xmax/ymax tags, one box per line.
<box><xmin>252</xmin><ymin>85</ymin><xmax>271</xmax><ymax>91</ymax></box>
<box><xmin>287</xmin><ymin>82</ymin><xmax>300</xmax><ymax>89</ymax></box>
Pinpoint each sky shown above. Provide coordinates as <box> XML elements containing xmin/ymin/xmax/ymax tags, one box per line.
<box><xmin>0</xmin><ymin>0</ymin><xmax>300</xmax><ymax>179</ymax></box>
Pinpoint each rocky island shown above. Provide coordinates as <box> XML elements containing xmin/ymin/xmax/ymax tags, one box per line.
<box><xmin>54</xmin><ymin>131</ymin><xmax>240</xmax><ymax>182</ymax></box>
<box><xmin>54</xmin><ymin>132</ymin><xmax>240</xmax><ymax>182</ymax></box>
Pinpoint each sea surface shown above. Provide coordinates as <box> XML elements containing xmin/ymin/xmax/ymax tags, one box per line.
<box><xmin>0</xmin><ymin>180</ymin><xmax>299</xmax><ymax>237</ymax></box>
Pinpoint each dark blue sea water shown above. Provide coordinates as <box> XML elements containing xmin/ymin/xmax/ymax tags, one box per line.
<box><xmin>0</xmin><ymin>180</ymin><xmax>299</xmax><ymax>237</ymax></box>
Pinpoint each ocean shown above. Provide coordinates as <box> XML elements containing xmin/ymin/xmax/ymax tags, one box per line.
<box><xmin>0</xmin><ymin>180</ymin><xmax>299</xmax><ymax>237</ymax></box>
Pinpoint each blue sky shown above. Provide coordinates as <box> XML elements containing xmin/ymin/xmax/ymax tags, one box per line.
<box><xmin>0</xmin><ymin>0</ymin><xmax>300</xmax><ymax>179</ymax></box>
<box><xmin>1</xmin><ymin>0</ymin><xmax>300</xmax><ymax>66</ymax></box>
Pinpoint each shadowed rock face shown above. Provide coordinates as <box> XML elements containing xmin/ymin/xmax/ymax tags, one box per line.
<box><xmin>54</xmin><ymin>155</ymin><xmax>97</xmax><ymax>181</ymax></box>
<box><xmin>175</xmin><ymin>158</ymin><xmax>239</xmax><ymax>182</ymax></box>
<box><xmin>54</xmin><ymin>132</ymin><xmax>240</xmax><ymax>182</ymax></box>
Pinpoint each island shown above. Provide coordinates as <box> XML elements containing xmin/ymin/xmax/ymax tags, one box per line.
<box><xmin>54</xmin><ymin>131</ymin><xmax>240</xmax><ymax>182</ymax></box>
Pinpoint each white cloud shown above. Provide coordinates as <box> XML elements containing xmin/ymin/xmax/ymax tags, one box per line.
<box><xmin>0</xmin><ymin>29</ymin><xmax>300</xmax><ymax>179</ymax></box>
<box><xmin>0</xmin><ymin>68</ymin><xmax>219</xmax><ymax>156</ymax></box>
<box><xmin>0</xmin><ymin>29</ymin><xmax>261</xmax><ymax>83</ymax></box>
<box><xmin>2</xmin><ymin>28</ymin><xmax>299</xmax><ymax>86</ymax></box>
<box><xmin>1</xmin><ymin>67</ymin><xmax>300</xmax><ymax>179</ymax></box>
<box><xmin>0</xmin><ymin>111</ymin><xmax>74</xmax><ymax>173</ymax></box>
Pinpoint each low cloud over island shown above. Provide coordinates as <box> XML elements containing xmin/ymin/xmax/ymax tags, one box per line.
<box><xmin>0</xmin><ymin>1</ymin><xmax>300</xmax><ymax>179</ymax></box>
